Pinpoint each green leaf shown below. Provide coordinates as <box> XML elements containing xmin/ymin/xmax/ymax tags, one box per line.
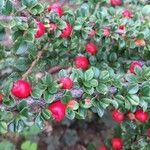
<box><xmin>140</xmin><ymin>85</ymin><xmax>150</xmax><ymax>97</ymax></box>
<box><xmin>0</xmin><ymin>122</ymin><xmax>7</xmax><ymax>134</ymax></box>
<box><xmin>90</xmin><ymin>79</ymin><xmax>98</xmax><ymax>87</ymax></box>
<box><xmin>111</xmin><ymin>100</ymin><xmax>119</xmax><ymax>109</ymax></box>
<box><xmin>30</xmin><ymin>3</ymin><xmax>44</xmax><ymax>15</ymax></box>
<box><xmin>80</xmin><ymin>99</ymin><xmax>92</xmax><ymax>109</ymax></box>
<box><xmin>127</xmin><ymin>95</ymin><xmax>140</xmax><ymax>106</ymax></box>
<box><xmin>96</xmin><ymin>107</ymin><xmax>104</xmax><ymax>117</ymax></box>
<box><xmin>84</xmin><ymin>87</ymin><xmax>94</xmax><ymax>95</ymax></box>
<box><xmin>66</xmin><ymin>108</ymin><xmax>75</xmax><ymax>120</ymax></box>
<box><xmin>21</xmin><ymin>141</ymin><xmax>37</xmax><ymax>150</ymax></box>
<box><xmin>91</xmin><ymin>67</ymin><xmax>100</xmax><ymax>78</ymax></box>
<box><xmin>62</xmin><ymin>90</ymin><xmax>72</xmax><ymax>104</ymax></box>
<box><xmin>125</xmin><ymin>74</ymin><xmax>138</xmax><ymax>84</ymax></box>
<box><xmin>139</xmin><ymin>98</ymin><xmax>147</xmax><ymax>111</ymax></box>
<box><xmin>15</xmin><ymin>58</ymin><xmax>29</xmax><ymax>71</ymax></box>
<box><xmin>83</xmin><ymin>80</ymin><xmax>92</xmax><ymax>87</ymax></box>
<box><xmin>42</xmin><ymin>73</ymin><xmax>52</xmax><ymax>85</ymax></box>
<box><xmin>87</xmin><ymin>144</ymin><xmax>96</xmax><ymax>150</ymax></box>
<box><xmin>43</xmin><ymin>90</ymin><xmax>54</xmax><ymax>103</ymax></box>
<box><xmin>79</xmin><ymin>3</ymin><xmax>89</xmax><ymax>17</ymax></box>
<box><xmin>0</xmin><ymin>140</ymin><xmax>15</xmax><ymax>150</ymax></box>
<box><xmin>134</xmin><ymin>67</ymin><xmax>143</xmax><ymax>76</ymax></box>
<box><xmin>58</xmin><ymin>69</ymin><xmax>68</xmax><ymax>78</ymax></box>
<box><xmin>15</xmin><ymin>41</ymin><xmax>28</xmax><ymax>55</ymax></box>
<box><xmin>128</xmin><ymin>84</ymin><xmax>139</xmax><ymax>94</ymax></box>
<box><xmin>17</xmin><ymin>100</ymin><xmax>27</xmax><ymax>112</ymax></box>
<box><xmin>84</xmin><ymin>68</ymin><xmax>94</xmax><ymax>81</ymax></box>
<box><xmin>96</xmin><ymin>84</ymin><xmax>108</xmax><ymax>95</ymax></box>
<box><xmin>142</xmin><ymin>5</ymin><xmax>150</xmax><ymax>15</ymax></box>
<box><xmin>99</xmin><ymin>71</ymin><xmax>109</xmax><ymax>81</ymax></box>
<box><xmin>41</xmin><ymin>109</ymin><xmax>51</xmax><ymax>120</ymax></box>
<box><xmin>57</xmin><ymin>19</ymin><xmax>67</xmax><ymax>30</ymax></box>
<box><xmin>22</xmin><ymin>0</ymin><xmax>37</xmax><ymax>8</ymax></box>
<box><xmin>20</xmin><ymin>107</ymin><xmax>29</xmax><ymax>117</ymax></box>
<box><xmin>31</xmin><ymin>86</ymin><xmax>45</xmax><ymax>99</ymax></box>
<box><xmin>3</xmin><ymin>0</ymin><xmax>13</xmax><ymax>15</ymax></box>
<box><xmin>74</xmin><ymin>24</ymin><xmax>82</xmax><ymax>30</ymax></box>
<box><xmin>75</xmin><ymin>108</ymin><xmax>86</xmax><ymax>119</ymax></box>
<box><xmin>24</xmin><ymin>32</ymin><xmax>34</xmax><ymax>43</ymax></box>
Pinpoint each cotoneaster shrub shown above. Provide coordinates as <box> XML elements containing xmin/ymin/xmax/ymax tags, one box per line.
<box><xmin>0</xmin><ymin>0</ymin><xmax>150</xmax><ymax>149</ymax></box>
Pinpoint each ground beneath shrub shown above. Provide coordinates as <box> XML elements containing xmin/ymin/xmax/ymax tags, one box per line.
<box><xmin>0</xmin><ymin>112</ymin><xmax>115</xmax><ymax>150</ymax></box>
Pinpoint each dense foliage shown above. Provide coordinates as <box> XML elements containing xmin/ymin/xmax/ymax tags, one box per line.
<box><xmin>0</xmin><ymin>0</ymin><xmax>150</xmax><ymax>149</ymax></box>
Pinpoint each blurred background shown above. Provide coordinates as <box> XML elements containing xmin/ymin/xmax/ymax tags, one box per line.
<box><xmin>0</xmin><ymin>112</ymin><xmax>115</xmax><ymax>150</ymax></box>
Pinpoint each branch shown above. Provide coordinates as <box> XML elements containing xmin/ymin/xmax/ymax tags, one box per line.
<box><xmin>0</xmin><ymin>87</ymin><xmax>117</xmax><ymax>111</ymax></box>
<box><xmin>0</xmin><ymin>15</ymin><xmax>28</xmax><ymax>22</ymax></box>
<box><xmin>22</xmin><ymin>43</ymin><xmax>49</xmax><ymax>80</ymax></box>
<box><xmin>49</xmin><ymin>66</ymin><xmax>69</xmax><ymax>74</ymax></box>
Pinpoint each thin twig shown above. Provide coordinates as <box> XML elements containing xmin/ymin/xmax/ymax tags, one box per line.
<box><xmin>0</xmin><ymin>15</ymin><xmax>28</xmax><ymax>22</ymax></box>
<box><xmin>22</xmin><ymin>43</ymin><xmax>49</xmax><ymax>80</ymax></box>
<box><xmin>49</xmin><ymin>66</ymin><xmax>69</xmax><ymax>74</ymax></box>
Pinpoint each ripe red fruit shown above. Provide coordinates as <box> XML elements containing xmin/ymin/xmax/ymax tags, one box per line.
<box><xmin>99</xmin><ymin>145</ymin><xmax>108</xmax><ymax>150</ymax></box>
<box><xmin>0</xmin><ymin>94</ymin><xmax>3</xmax><ymax>103</ymax></box>
<box><xmin>48</xmin><ymin>100</ymin><xmax>66</xmax><ymax>122</ymax></box>
<box><xmin>122</xmin><ymin>10</ymin><xmax>133</xmax><ymax>18</ymax></box>
<box><xmin>111</xmin><ymin>137</ymin><xmax>123</xmax><ymax>150</ymax></box>
<box><xmin>50</xmin><ymin>23</ymin><xmax>57</xmax><ymax>31</ymax></box>
<box><xmin>75</xmin><ymin>56</ymin><xmax>89</xmax><ymax>70</ymax></box>
<box><xmin>129</xmin><ymin>61</ymin><xmax>142</xmax><ymax>74</ymax></box>
<box><xmin>103</xmin><ymin>28</ymin><xmax>111</xmax><ymax>37</ymax></box>
<box><xmin>11</xmin><ymin>80</ymin><xmax>32</xmax><ymax>99</ymax></box>
<box><xmin>35</xmin><ymin>21</ymin><xmax>45</xmax><ymax>38</ymax></box>
<box><xmin>60</xmin><ymin>23</ymin><xmax>72</xmax><ymax>38</ymax></box>
<box><xmin>60</xmin><ymin>77</ymin><xmax>73</xmax><ymax>89</ymax></box>
<box><xmin>147</xmin><ymin>128</ymin><xmax>150</xmax><ymax>137</ymax></box>
<box><xmin>112</xmin><ymin>110</ymin><xmax>124</xmax><ymax>123</ymax></box>
<box><xmin>88</xmin><ymin>29</ymin><xmax>96</xmax><ymax>37</ymax></box>
<box><xmin>85</xmin><ymin>43</ymin><xmax>97</xmax><ymax>55</ymax></box>
<box><xmin>110</xmin><ymin>0</ymin><xmax>122</xmax><ymax>6</ymax></box>
<box><xmin>134</xmin><ymin>109</ymin><xmax>149</xmax><ymax>123</ymax></box>
<box><xmin>119</xmin><ymin>25</ymin><xmax>125</xmax><ymax>30</ymax></box>
<box><xmin>47</xmin><ymin>3</ymin><xmax>63</xmax><ymax>17</ymax></box>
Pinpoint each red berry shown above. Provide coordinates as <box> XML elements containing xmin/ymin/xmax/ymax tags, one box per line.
<box><xmin>60</xmin><ymin>77</ymin><xmax>73</xmax><ymax>89</ymax></box>
<box><xmin>147</xmin><ymin>128</ymin><xmax>150</xmax><ymax>137</ymax></box>
<box><xmin>50</xmin><ymin>23</ymin><xmax>57</xmax><ymax>31</ymax></box>
<box><xmin>111</xmin><ymin>137</ymin><xmax>123</xmax><ymax>150</ymax></box>
<box><xmin>35</xmin><ymin>21</ymin><xmax>45</xmax><ymax>38</ymax></box>
<box><xmin>99</xmin><ymin>145</ymin><xmax>108</xmax><ymax>150</ymax></box>
<box><xmin>48</xmin><ymin>3</ymin><xmax>63</xmax><ymax>17</ymax></box>
<box><xmin>85</xmin><ymin>43</ymin><xmax>97</xmax><ymax>55</ymax></box>
<box><xmin>48</xmin><ymin>100</ymin><xmax>66</xmax><ymax>122</ymax></box>
<box><xmin>0</xmin><ymin>94</ymin><xmax>3</xmax><ymax>103</ymax></box>
<box><xmin>11</xmin><ymin>80</ymin><xmax>32</xmax><ymax>99</ymax></box>
<box><xmin>129</xmin><ymin>61</ymin><xmax>142</xmax><ymax>74</ymax></box>
<box><xmin>119</xmin><ymin>25</ymin><xmax>125</xmax><ymax>30</ymax></box>
<box><xmin>110</xmin><ymin>0</ymin><xmax>122</xmax><ymax>6</ymax></box>
<box><xmin>103</xmin><ymin>28</ymin><xmax>111</xmax><ymax>37</ymax></box>
<box><xmin>60</xmin><ymin>22</ymin><xmax>72</xmax><ymax>38</ymax></box>
<box><xmin>112</xmin><ymin>110</ymin><xmax>124</xmax><ymax>123</ymax></box>
<box><xmin>88</xmin><ymin>29</ymin><xmax>96</xmax><ymax>37</ymax></box>
<box><xmin>134</xmin><ymin>109</ymin><xmax>149</xmax><ymax>123</ymax></box>
<box><xmin>75</xmin><ymin>56</ymin><xmax>89</xmax><ymax>70</ymax></box>
<box><xmin>122</xmin><ymin>10</ymin><xmax>133</xmax><ymax>18</ymax></box>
